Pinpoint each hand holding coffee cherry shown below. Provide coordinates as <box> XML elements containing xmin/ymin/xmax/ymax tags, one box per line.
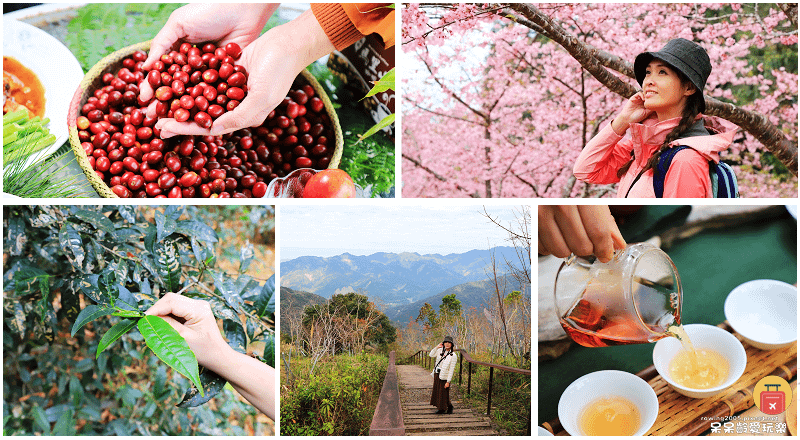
<box><xmin>139</xmin><ymin>4</ymin><xmax>335</xmax><ymax>139</ymax></box>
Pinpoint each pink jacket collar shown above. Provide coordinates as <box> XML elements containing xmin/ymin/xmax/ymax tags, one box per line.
<box><xmin>628</xmin><ymin>114</ymin><xmax>738</xmax><ymax>164</ymax></box>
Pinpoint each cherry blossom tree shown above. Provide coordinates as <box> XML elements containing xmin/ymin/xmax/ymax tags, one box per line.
<box><xmin>402</xmin><ymin>3</ymin><xmax>798</xmax><ymax>197</ymax></box>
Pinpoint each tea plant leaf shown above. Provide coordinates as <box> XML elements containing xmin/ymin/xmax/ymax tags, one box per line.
<box><xmin>12</xmin><ymin>266</ymin><xmax>49</xmax><ymax>296</ymax></box>
<box><xmin>115</xmin><ymin>284</ymin><xmax>138</xmax><ymax>311</ymax></box>
<box><xmin>177</xmin><ymin>368</ymin><xmax>227</xmax><ymax>408</ymax></box>
<box><xmin>59</xmin><ymin>223</ymin><xmax>85</xmax><ymax>269</ymax></box>
<box><xmin>7</xmin><ymin>214</ymin><xmax>25</xmax><ymax>256</ymax></box>
<box><xmin>138</xmin><ymin>315</ymin><xmax>203</xmax><ymax>396</ymax></box>
<box><xmin>117</xmin><ymin>205</ymin><xmax>136</xmax><ymax>224</ymax></box>
<box><xmin>78</xmin><ymin>274</ymin><xmax>106</xmax><ymax>304</ymax></box>
<box><xmin>52</xmin><ymin>408</ymin><xmax>76</xmax><ymax>435</ymax></box>
<box><xmin>254</xmin><ymin>275</ymin><xmax>276</xmax><ymax>318</ymax></box>
<box><xmin>223</xmin><ymin>319</ymin><xmax>246</xmax><ymax>353</ymax></box>
<box><xmin>72</xmin><ymin>210</ymin><xmax>115</xmax><ymax>235</ymax></box>
<box><xmin>31</xmin><ymin>404</ymin><xmax>50</xmax><ymax>434</ymax></box>
<box><xmin>363</xmin><ymin>67</ymin><xmax>394</xmax><ymax>98</ymax></box>
<box><xmin>263</xmin><ymin>332</ymin><xmax>275</xmax><ymax>367</ymax></box>
<box><xmin>239</xmin><ymin>241</ymin><xmax>254</xmax><ymax>273</ymax></box>
<box><xmin>154</xmin><ymin>238</ymin><xmax>181</xmax><ymax>292</ymax></box>
<box><xmin>97</xmin><ymin>318</ymin><xmax>138</xmax><ymax>357</ymax></box>
<box><xmin>209</xmin><ymin>269</ymin><xmax>243</xmax><ymax>311</ymax></box>
<box><xmin>164</xmin><ymin>205</ymin><xmax>184</xmax><ymax>221</ymax></box>
<box><xmin>176</xmin><ymin>220</ymin><xmax>218</xmax><ymax>243</ymax></box>
<box><xmin>155</xmin><ymin>210</ymin><xmax>177</xmax><ymax>243</ymax></box>
<box><xmin>71</xmin><ymin>304</ymin><xmax>115</xmax><ymax>337</ymax></box>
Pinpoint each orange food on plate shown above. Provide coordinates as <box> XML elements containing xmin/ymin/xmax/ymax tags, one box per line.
<box><xmin>3</xmin><ymin>56</ymin><xmax>46</xmax><ymax>118</ymax></box>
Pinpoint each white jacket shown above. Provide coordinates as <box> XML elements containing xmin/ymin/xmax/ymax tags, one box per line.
<box><xmin>429</xmin><ymin>346</ymin><xmax>458</xmax><ymax>382</ymax></box>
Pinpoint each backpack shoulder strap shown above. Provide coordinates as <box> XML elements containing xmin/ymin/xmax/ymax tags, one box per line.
<box><xmin>653</xmin><ymin>145</ymin><xmax>691</xmax><ymax>198</ymax></box>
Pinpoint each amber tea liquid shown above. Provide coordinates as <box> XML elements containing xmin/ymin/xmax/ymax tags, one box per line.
<box><xmin>579</xmin><ymin>396</ymin><xmax>641</xmax><ymax>436</ymax></box>
<box><xmin>560</xmin><ymin>270</ymin><xmax>680</xmax><ymax>347</ymax></box>
<box><xmin>667</xmin><ymin>324</ymin><xmax>729</xmax><ymax>389</ymax></box>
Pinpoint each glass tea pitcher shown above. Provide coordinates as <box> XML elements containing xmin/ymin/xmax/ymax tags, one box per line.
<box><xmin>554</xmin><ymin>242</ymin><xmax>682</xmax><ymax>347</ymax></box>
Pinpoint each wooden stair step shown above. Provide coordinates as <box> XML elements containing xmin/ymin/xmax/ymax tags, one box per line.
<box><xmin>404</xmin><ymin>421</ymin><xmax>492</xmax><ymax>430</ymax></box>
<box><xmin>404</xmin><ymin>413</ymin><xmax>483</xmax><ymax>420</ymax></box>
<box><xmin>406</xmin><ymin>429</ymin><xmax>497</xmax><ymax>436</ymax></box>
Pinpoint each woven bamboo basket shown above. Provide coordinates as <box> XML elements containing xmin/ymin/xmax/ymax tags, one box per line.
<box><xmin>67</xmin><ymin>40</ymin><xmax>343</xmax><ymax>198</ymax></box>
<box><xmin>543</xmin><ymin>322</ymin><xmax>797</xmax><ymax>436</ymax></box>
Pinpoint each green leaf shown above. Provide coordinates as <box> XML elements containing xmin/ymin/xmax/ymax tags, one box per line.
<box><xmin>239</xmin><ymin>241</ymin><xmax>254</xmax><ymax>273</ymax></box>
<box><xmin>71</xmin><ymin>305</ymin><xmax>115</xmax><ymax>337</ymax></box>
<box><xmin>59</xmin><ymin>223</ymin><xmax>85</xmax><ymax>269</ymax></box>
<box><xmin>138</xmin><ymin>315</ymin><xmax>203</xmax><ymax>396</ymax></box>
<box><xmin>115</xmin><ymin>284</ymin><xmax>138</xmax><ymax>311</ymax></box>
<box><xmin>177</xmin><ymin>367</ymin><xmax>227</xmax><ymax>408</ymax></box>
<box><xmin>357</xmin><ymin>113</ymin><xmax>395</xmax><ymax>143</ymax></box>
<box><xmin>263</xmin><ymin>332</ymin><xmax>275</xmax><ymax>368</ymax></box>
<box><xmin>78</xmin><ymin>274</ymin><xmax>106</xmax><ymax>304</ymax></box>
<box><xmin>97</xmin><ymin>318</ymin><xmax>138</xmax><ymax>357</ymax></box>
<box><xmin>209</xmin><ymin>269</ymin><xmax>243</xmax><ymax>311</ymax></box>
<box><xmin>13</xmin><ymin>266</ymin><xmax>50</xmax><ymax>296</ymax></box>
<box><xmin>175</xmin><ymin>220</ymin><xmax>218</xmax><ymax>243</ymax></box>
<box><xmin>72</xmin><ymin>210</ymin><xmax>115</xmax><ymax>235</ymax></box>
<box><xmin>112</xmin><ymin>310</ymin><xmax>143</xmax><ymax>318</ymax></box>
<box><xmin>363</xmin><ymin>67</ymin><xmax>394</xmax><ymax>98</ymax></box>
<box><xmin>51</xmin><ymin>409</ymin><xmax>76</xmax><ymax>435</ymax></box>
<box><xmin>69</xmin><ymin>376</ymin><xmax>84</xmax><ymax>406</ymax></box>
<box><xmin>254</xmin><ymin>275</ymin><xmax>276</xmax><ymax>318</ymax></box>
<box><xmin>154</xmin><ymin>238</ymin><xmax>181</xmax><ymax>292</ymax></box>
<box><xmin>155</xmin><ymin>210</ymin><xmax>177</xmax><ymax>243</ymax></box>
<box><xmin>164</xmin><ymin>205</ymin><xmax>184</xmax><ymax>221</ymax></box>
<box><xmin>117</xmin><ymin>205</ymin><xmax>136</xmax><ymax>224</ymax></box>
<box><xmin>31</xmin><ymin>404</ymin><xmax>50</xmax><ymax>434</ymax></box>
<box><xmin>223</xmin><ymin>319</ymin><xmax>246</xmax><ymax>353</ymax></box>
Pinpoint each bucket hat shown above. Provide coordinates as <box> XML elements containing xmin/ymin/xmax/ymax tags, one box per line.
<box><xmin>634</xmin><ymin>38</ymin><xmax>711</xmax><ymax>113</ymax></box>
<box><xmin>442</xmin><ymin>335</ymin><xmax>455</xmax><ymax>346</ymax></box>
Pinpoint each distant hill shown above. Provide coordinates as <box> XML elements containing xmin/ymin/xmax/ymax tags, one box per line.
<box><xmin>280</xmin><ymin>286</ymin><xmax>325</xmax><ymax>329</ymax></box>
<box><xmin>280</xmin><ymin>246</ymin><xmax>521</xmax><ymax>307</ymax></box>
<box><xmin>385</xmin><ymin>273</ymin><xmax>530</xmax><ymax>326</ymax></box>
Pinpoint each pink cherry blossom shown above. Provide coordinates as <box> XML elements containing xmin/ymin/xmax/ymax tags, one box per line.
<box><xmin>402</xmin><ymin>3</ymin><xmax>798</xmax><ymax>198</ymax></box>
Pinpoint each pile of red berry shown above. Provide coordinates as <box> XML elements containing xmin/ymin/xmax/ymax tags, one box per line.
<box><xmin>76</xmin><ymin>42</ymin><xmax>336</xmax><ymax>198</ymax></box>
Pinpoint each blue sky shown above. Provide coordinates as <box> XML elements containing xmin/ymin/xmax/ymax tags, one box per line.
<box><xmin>280</xmin><ymin>205</ymin><xmax>526</xmax><ymax>261</ymax></box>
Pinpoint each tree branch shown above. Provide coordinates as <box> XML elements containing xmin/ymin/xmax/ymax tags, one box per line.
<box><xmin>402</xmin><ymin>152</ymin><xmax>481</xmax><ymax>197</ymax></box>
<box><xmin>778</xmin><ymin>3</ymin><xmax>798</xmax><ymax>28</ymax></box>
<box><xmin>504</xmin><ymin>3</ymin><xmax>798</xmax><ymax>175</ymax></box>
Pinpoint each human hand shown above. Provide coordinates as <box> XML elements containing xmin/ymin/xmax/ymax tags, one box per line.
<box><xmin>538</xmin><ymin>205</ymin><xmax>626</xmax><ymax>263</ymax></box>
<box><xmin>611</xmin><ymin>91</ymin><xmax>655</xmax><ymax>135</ymax></box>
<box><xmin>142</xmin><ymin>8</ymin><xmax>335</xmax><ymax>139</ymax></box>
<box><xmin>436</xmin><ymin>343</ymin><xmax>443</xmax><ymax>348</ymax></box>
<box><xmin>138</xmin><ymin>3</ymin><xmax>276</xmax><ymax>137</ymax></box>
<box><xmin>445</xmin><ymin>382</ymin><xmax>450</xmax><ymax>388</ymax></box>
<box><xmin>144</xmin><ymin>292</ymin><xmax>230</xmax><ymax>369</ymax></box>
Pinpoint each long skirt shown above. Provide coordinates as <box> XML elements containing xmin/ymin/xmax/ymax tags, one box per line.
<box><xmin>430</xmin><ymin>372</ymin><xmax>451</xmax><ymax>412</ymax></box>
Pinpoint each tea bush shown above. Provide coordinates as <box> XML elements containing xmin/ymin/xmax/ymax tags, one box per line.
<box><xmin>280</xmin><ymin>353</ymin><xmax>387</xmax><ymax>435</ymax></box>
<box><xmin>3</xmin><ymin>205</ymin><xmax>275</xmax><ymax>434</ymax></box>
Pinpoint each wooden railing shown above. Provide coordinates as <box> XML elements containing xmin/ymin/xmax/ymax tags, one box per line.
<box><xmin>369</xmin><ymin>351</ymin><xmax>404</xmax><ymax>436</ymax></box>
<box><xmin>406</xmin><ymin>348</ymin><xmax>531</xmax><ymax>434</ymax></box>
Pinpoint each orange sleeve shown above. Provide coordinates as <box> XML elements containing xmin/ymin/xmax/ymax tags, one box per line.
<box><xmin>311</xmin><ymin>3</ymin><xmax>395</xmax><ymax>50</ymax></box>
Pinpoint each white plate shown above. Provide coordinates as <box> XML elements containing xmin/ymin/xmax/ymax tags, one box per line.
<box><xmin>3</xmin><ymin>18</ymin><xmax>84</xmax><ymax>164</ymax></box>
<box><xmin>787</xmin><ymin>205</ymin><xmax>797</xmax><ymax>220</ymax></box>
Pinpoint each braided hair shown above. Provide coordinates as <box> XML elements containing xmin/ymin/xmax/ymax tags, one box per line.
<box><xmin>616</xmin><ymin>70</ymin><xmax>705</xmax><ymax>179</ymax></box>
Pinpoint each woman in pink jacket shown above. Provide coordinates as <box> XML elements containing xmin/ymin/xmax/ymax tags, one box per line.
<box><xmin>574</xmin><ymin>38</ymin><xmax>737</xmax><ymax>198</ymax></box>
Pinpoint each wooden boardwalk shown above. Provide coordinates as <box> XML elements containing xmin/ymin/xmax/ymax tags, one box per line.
<box><xmin>396</xmin><ymin>364</ymin><xmax>497</xmax><ymax>436</ymax></box>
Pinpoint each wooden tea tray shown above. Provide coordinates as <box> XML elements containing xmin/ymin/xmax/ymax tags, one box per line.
<box><xmin>542</xmin><ymin>322</ymin><xmax>797</xmax><ymax>436</ymax></box>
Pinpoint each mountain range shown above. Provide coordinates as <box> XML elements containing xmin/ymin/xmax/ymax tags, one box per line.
<box><xmin>280</xmin><ymin>247</ymin><xmax>530</xmax><ymax>325</ymax></box>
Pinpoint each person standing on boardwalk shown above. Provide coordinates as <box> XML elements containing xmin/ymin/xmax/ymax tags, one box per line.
<box><xmin>429</xmin><ymin>336</ymin><xmax>458</xmax><ymax>414</ymax></box>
